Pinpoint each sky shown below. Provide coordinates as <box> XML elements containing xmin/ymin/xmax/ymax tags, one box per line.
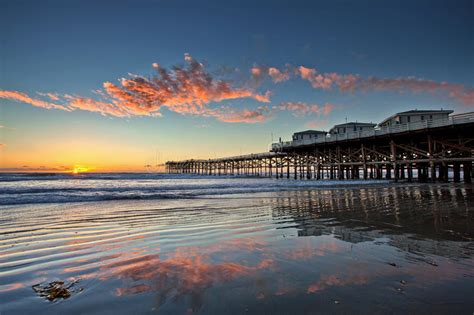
<box><xmin>0</xmin><ymin>0</ymin><xmax>473</xmax><ymax>172</ymax></box>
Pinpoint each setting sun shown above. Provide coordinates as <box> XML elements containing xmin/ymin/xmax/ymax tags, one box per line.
<box><xmin>71</xmin><ymin>166</ymin><xmax>90</xmax><ymax>174</ymax></box>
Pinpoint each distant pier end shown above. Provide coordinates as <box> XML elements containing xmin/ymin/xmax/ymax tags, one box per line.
<box><xmin>166</xmin><ymin>110</ymin><xmax>474</xmax><ymax>183</ymax></box>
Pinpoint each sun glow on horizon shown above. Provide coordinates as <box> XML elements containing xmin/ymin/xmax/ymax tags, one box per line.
<box><xmin>70</xmin><ymin>166</ymin><xmax>90</xmax><ymax>174</ymax></box>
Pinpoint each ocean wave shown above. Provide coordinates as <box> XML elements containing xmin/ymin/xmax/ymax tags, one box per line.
<box><xmin>0</xmin><ymin>173</ymin><xmax>391</xmax><ymax>206</ymax></box>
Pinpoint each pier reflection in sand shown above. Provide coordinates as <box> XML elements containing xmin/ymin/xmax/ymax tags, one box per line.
<box><xmin>0</xmin><ymin>184</ymin><xmax>473</xmax><ymax>314</ymax></box>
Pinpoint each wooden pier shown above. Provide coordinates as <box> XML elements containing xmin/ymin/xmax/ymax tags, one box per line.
<box><xmin>166</xmin><ymin>112</ymin><xmax>474</xmax><ymax>183</ymax></box>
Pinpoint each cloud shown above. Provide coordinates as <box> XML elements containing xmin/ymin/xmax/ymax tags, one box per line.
<box><xmin>0</xmin><ymin>54</ymin><xmax>271</xmax><ymax>121</ymax></box>
<box><xmin>0</xmin><ymin>143</ymin><xmax>5</xmax><ymax>148</ymax></box>
<box><xmin>0</xmin><ymin>90</ymin><xmax>69</xmax><ymax>111</ymax></box>
<box><xmin>353</xmin><ymin>76</ymin><xmax>474</xmax><ymax>106</ymax></box>
<box><xmin>37</xmin><ymin>92</ymin><xmax>60</xmax><ymax>101</ymax></box>
<box><xmin>296</xmin><ymin>67</ymin><xmax>474</xmax><ymax>106</ymax></box>
<box><xmin>268</xmin><ymin>67</ymin><xmax>290</xmax><ymax>83</ymax></box>
<box><xmin>250</xmin><ymin>63</ymin><xmax>474</xmax><ymax>106</ymax></box>
<box><xmin>3</xmin><ymin>55</ymin><xmax>472</xmax><ymax>126</ymax></box>
<box><xmin>298</xmin><ymin>66</ymin><xmax>317</xmax><ymax>81</ymax></box>
<box><xmin>206</xmin><ymin>106</ymin><xmax>271</xmax><ymax>123</ymax></box>
<box><xmin>274</xmin><ymin>102</ymin><xmax>336</xmax><ymax>117</ymax></box>
<box><xmin>321</xmin><ymin>103</ymin><xmax>336</xmax><ymax>115</ymax></box>
<box><xmin>251</xmin><ymin>65</ymin><xmax>291</xmax><ymax>84</ymax></box>
<box><xmin>64</xmin><ymin>94</ymin><xmax>131</xmax><ymax>117</ymax></box>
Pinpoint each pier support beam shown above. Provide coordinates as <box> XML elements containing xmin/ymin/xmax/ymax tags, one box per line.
<box><xmin>463</xmin><ymin>162</ymin><xmax>472</xmax><ymax>183</ymax></box>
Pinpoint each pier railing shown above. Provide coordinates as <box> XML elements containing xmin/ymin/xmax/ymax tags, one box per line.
<box><xmin>271</xmin><ymin>112</ymin><xmax>474</xmax><ymax>151</ymax></box>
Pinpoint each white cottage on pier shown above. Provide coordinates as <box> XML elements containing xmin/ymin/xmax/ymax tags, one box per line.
<box><xmin>292</xmin><ymin>130</ymin><xmax>327</xmax><ymax>141</ymax></box>
<box><xmin>329</xmin><ymin>122</ymin><xmax>376</xmax><ymax>135</ymax></box>
<box><xmin>379</xmin><ymin>109</ymin><xmax>453</xmax><ymax>127</ymax></box>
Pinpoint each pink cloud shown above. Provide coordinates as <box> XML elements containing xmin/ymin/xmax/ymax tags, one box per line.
<box><xmin>251</xmin><ymin>66</ymin><xmax>263</xmax><ymax>78</ymax></box>
<box><xmin>298</xmin><ymin>66</ymin><xmax>317</xmax><ymax>81</ymax></box>
<box><xmin>251</xmin><ymin>65</ymin><xmax>291</xmax><ymax>84</ymax></box>
<box><xmin>0</xmin><ymin>54</ymin><xmax>271</xmax><ymax>121</ymax></box>
<box><xmin>0</xmin><ymin>90</ymin><xmax>68</xmax><ymax>111</ymax></box>
<box><xmin>268</xmin><ymin>67</ymin><xmax>290</xmax><ymax>83</ymax></box>
<box><xmin>354</xmin><ymin>76</ymin><xmax>474</xmax><ymax>106</ymax></box>
<box><xmin>296</xmin><ymin>68</ymin><xmax>473</xmax><ymax>106</ymax></box>
<box><xmin>321</xmin><ymin>103</ymin><xmax>336</xmax><ymax>115</ymax></box>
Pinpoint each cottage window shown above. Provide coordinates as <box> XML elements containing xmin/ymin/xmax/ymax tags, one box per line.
<box><xmin>407</xmin><ymin>116</ymin><xmax>411</xmax><ymax>123</ymax></box>
<box><xmin>421</xmin><ymin>115</ymin><xmax>424</xmax><ymax>120</ymax></box>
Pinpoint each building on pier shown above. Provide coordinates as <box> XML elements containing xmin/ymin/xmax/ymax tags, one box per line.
<box><xmin>329</xmin><ymin>122</ymin><xmax>376</xmax><ymax>135</ymax></box>
<box><xmin>292</xmin><ymin>130</ymin><xmax>327</xmax><ymax>141</ymax></box>
<box><xmin>166</xmin><ymin>110</ymin><xmax>474</xmax><ymax>183</ymax></box>
<box><xmin>379</xmin><ymin>109</ymin><xmax>453</xmax><ymax>127</ymax></box>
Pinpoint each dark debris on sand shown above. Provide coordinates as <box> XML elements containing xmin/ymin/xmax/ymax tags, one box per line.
<box><xmin>32</xmin><ymin>280</ymin><xmax>82</xmax><ymax>301</ymax></box>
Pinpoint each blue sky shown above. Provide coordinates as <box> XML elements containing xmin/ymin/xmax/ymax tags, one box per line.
<box><xmin>0</xmin><ymin>0</ymin><xmax>473</xmax><ymax>170</ymax></box>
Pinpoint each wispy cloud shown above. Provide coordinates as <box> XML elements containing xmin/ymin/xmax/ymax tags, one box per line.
<box><xmin>0</xmin><ymin>91</ymin><xmax>69</xmax><ymax>111</ymax></box>
<box><xmin>37</xmin><ymin>92</ymin><xmax>60</xmax><ymax>101</ymax></box>
<box><xmin>274</xmin><ymin>102</ymin><xmax>336</xmax><ymax>117</ymax></box>
<box><xmin>250</xmin><ymin>63</ymin><xmax>474</xmax><ymax>106</ymax></box>
<box><xmin>207</xmin><ymin>106</ymin><xmax>271</xmax><ymax>123</ymax></box>
<box><xmin>296</xmin><ymin>66</ymin><xmax>474</xmax><ymax>106</ymax></box>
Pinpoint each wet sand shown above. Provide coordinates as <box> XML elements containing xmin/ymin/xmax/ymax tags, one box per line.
<box><xmin>1</xmin><ymin>183</ymin><xmax>473</xmax><ymax>314</ymax></box>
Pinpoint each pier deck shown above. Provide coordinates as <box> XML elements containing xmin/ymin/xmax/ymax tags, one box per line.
<box><xmin>166</xmin><ymin>112</ymin><xmax>474</xmax><ymax>183</ymax></box>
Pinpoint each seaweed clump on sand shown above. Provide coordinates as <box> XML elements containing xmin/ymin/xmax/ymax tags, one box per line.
<box><xmin>32</xmin><ymin>280</ymin><xmax>82</xmax><ymax>301</ymax></box>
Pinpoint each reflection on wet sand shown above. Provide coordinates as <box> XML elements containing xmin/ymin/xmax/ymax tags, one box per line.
<box><xmin>1</xmin><ymin>183</ymin><xmax>473</xmax><ymax>314</ymax></box>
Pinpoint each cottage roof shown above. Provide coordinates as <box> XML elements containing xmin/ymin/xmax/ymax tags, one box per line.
<box><xmin>379</xmin><ymin>109</ymin><xmax>453</xmax><ymax>126</ymax></box>
<box><xmin>293</xmin><ymin>129</ymin><xmax>327</xmax><ymax>135</ymax></box>
<box><xmin>331</xmin><ymin>122</ymin><xmax>376</xmax><ymax>128</ymax></box>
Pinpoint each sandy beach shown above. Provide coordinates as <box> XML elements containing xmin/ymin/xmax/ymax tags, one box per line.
<box><xmin>1</xmin><ymin>174</ymin><xmax>473</xmax><ymax>314</ymax></box>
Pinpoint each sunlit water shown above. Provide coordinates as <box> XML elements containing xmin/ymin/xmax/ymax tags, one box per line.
<box><xmin>0</xmin><ymin>173</ymin><xmax>473</xmax><ymax>314</ymax></box>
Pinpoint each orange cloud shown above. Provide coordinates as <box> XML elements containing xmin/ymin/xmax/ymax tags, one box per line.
<box><xmin>64</xmin><ymin>94</ymin><xmax>130</xmax><ymax>117</ymax></box>
<box><xmin>0</xmin><ymin>90</ymin><xmax>68</xmax><ymax>111</ymax></box>
<box><xmin>0</xmin><ymin>54</ymin><xmax>271</xmax><ymax>122</ymax></box>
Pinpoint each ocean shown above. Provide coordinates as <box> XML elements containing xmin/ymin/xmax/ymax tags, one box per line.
<box><xmin>0</xmin><ymin>173</ymin><xmax>473</xmax><ymax>314</ymax></box>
